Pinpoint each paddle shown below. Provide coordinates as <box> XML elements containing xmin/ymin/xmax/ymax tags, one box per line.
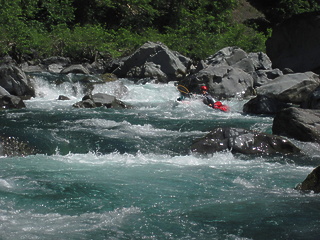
<box><xmin>177</xmin><ymin>85</ymin><xmax>190</xmax><ymax>95</ymax></box>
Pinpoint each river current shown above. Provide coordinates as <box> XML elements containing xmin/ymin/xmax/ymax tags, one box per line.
<box><xmin>0</xmin><ymin>73</ymin><xmax>320</xmax><ymax>239</ymax></box>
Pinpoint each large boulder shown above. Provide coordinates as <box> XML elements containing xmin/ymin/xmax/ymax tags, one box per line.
<box><xmin>266</xmin><ymin>12</ymin><xmax>320</xmax><ymax>72</ymax></box>
<box><xmin>256</xmin><ymin>72</ymin><xmax>320</xmax><ymax>104</ymax></box>
<box><xmin>112</xmin><ymin>41</ymin><xmax>192</xmax><ymax>82</ymax></box>
<box><xmin>205</xmin><ymin>47</ymin><xmax>272</xmax><ymax>73</ymax></box>
<box><xmin>243</xmin><ymin>95</ymin><xmax>291</xmax><ymax>115</ymax></box>
<box><xmin>296</xmin><ymin>166</ymin><xmax>320</xmax><ymax>193</ymax></box>
<box><xmin>0</xmin><ymin>64</ymin><xmax>35</xmax><ymax>97</ymax></box>
<box><xmin>180</xmin><ymin>65</ymin><xmax>254</xmax><ymax>99</ymax></box>
<box><xmin>190</xmin><ymin>127</ymin><xmax>300</xmax><ymax>155</ymax></box>
<box><xmin>73</xmin><ymin>93</ymin><xmax>127</xmax><ymax>109</ymax></box>
<box><xmin>273</xmin><ymin>107</ymin><xmax>320</xmax><ymax>143</ymax></box>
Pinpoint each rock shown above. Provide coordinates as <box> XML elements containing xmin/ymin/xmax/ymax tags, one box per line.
<box><xmin>301</xmin><ymin>86</ymin><xmax>320</xmax><ymax>109</ymax></box>
<box><xmin>73</xmin><ymin>93</ymin><xmax>127</xmax><ymax>109</ymax></box>
<box><xmin>243</xmin><ymin>95</ymin><xmax>291</xmax><ymax>115</ymax></box>
<box><xmin>112</xmin><ymin>41</ymin><xmax>192</xmax><ymax>82</ymax></box>
<box><xmin>61</xmin><ymin>64</ymin><xmax>90</xmax><ymax>75</ymax></box>
<box><xmin>0</xmin><ymin>64</ymin><xmax>35</xmax><ymax>97</ymax></box>
<box><xmin>204</xmin><ymin>47</ymin><xmax>272</xmax><ymax>73</ymax></box>
<box><xmin>58</xmin><ymin>95</ymin><xmax>70</xmax><ymax>100</ymax></box>
<box><xmin>252</xmin><ymin>69</ymin><xmax>283</xmax><ymax>87</ymax></box>
<box><xmin>296</xmin><ymin>166</ymin><xmax>320</xmax><ymax>193</ymax></box>
<box><xmin>0</xmin><ymin>86</ymin><xmax>10</xmax><ymax>96</ymax></box>
<box><xmin>180</xmin><ymin>65</ymin><xmax>254</xmax><ymax>99</ymax></box>
<box><xmin>273</xmin><ymin>107</ymin><xmax>320</xmax><ymax>143</ymax></box>
<box><xmin>256</xmin><ymin>72</ymin><xmax>320</xmax><ymax>104</ymax></box>
<box><xmin>205</xmin><ymin>47</ymin><xmax>248</xmax><ymax>67</ymax></box>
<box><xmin>248</xmin><ymin>52</ymin><xmax>272</xmax><ymax>70</ymax></box>
<box><xmin>0</xmin><ymin>95</ymin><xmax>26</xmax><ymax>109</ymax></box>
<box><xmin>190</xmin><ymin>127</ymin><xmax>300</xmax><ymax>155</ymax></box>
<box><xmin>266</xmin><ymin>12</ymin><xmax>320</xmax><ymax>72</ymax></box>
<box><xmin>126</xmin><ymin>62</ymin><xmax>168</xmax><ymax>82</ymax></box>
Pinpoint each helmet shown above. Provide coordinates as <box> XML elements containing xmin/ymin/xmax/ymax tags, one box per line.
<box><xmin>200</xmin><ymin>86</ymin><xmax>208</xmax><ymax>91</ymax></box>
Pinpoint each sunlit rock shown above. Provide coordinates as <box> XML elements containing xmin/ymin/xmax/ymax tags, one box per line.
<box><xmin>256</xmin><ymin>72</ymin><xmax>320</xmax><ymax>104</ymax></box>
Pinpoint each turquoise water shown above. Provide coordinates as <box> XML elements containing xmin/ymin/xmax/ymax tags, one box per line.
<box><xmin>0</xmin><ymin>75</ymin><xmax>320</xmax><ymax>239</ymax></box>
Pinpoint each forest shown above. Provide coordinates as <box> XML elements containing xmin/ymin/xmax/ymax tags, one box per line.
<box><xmin>0</xmin><ymin>0</ymin><xmax>319</xmax><ymax>63</ymax></box>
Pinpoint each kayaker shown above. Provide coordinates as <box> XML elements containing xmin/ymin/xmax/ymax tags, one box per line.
<box><xmin>200</xmin><ymin>85</ymin><xmax>215</xmax><ymax>107</ymax></box>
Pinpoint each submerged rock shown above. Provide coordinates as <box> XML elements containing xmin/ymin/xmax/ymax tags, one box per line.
<box><xmin>190</xmin><ymin>127</ymin><xmax>300</xmax><ymax>155</ymax></box>
<box><xmin>0</xmin><ymin>136</ymin><xmax>37</xmax><ymax>157</ymax></box>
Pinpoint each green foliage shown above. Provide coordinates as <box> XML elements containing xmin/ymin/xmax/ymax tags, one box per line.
<box><xmin>0</xmin><ymin>0</ymin><xmax>318</xmax><ymax>63</ymax></box>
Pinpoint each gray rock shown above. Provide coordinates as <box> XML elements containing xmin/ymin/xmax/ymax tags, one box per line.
<box><xmin>256</xmin><ymin>72</ymin><xmax>320</xmax><ymax>104</ymax></box>
<box><xmin>112</xmin><ymin>41</ymin><xmax>191</xmax><ymax>82</ymax></box>
<box><xmin>73</xmin><ymin>93</ymin><xmax>127</xmax><ymax>109</ymax></box>
<box><xmin>181</xmin><ymin>65</ymin><xmax>254</xmax><ymax>99</ymax></box>
<box><xmin>248</xmin><ymin>52</ymin><xmax>272</xmax><ymax>70</ymax></box>
<box><xmin>252</xmin><ymin>69</ymin><xmax>283</xmax><ymax>87</ymax></box>
<box><xmin>0</xmin><ymin>64</ymin><xmax>35</xmax><ymax>97</ymax></box>
<box><xmin>273</xmin><ymin>107</ymin><xmax>320</xmax><ymax>143</ymax></box>
<box><xmin>0</xmin><ymin>86</ymin><xmax>10</xmax><ymax>96</ymax></box>
<box><xmin>190</xmin><ymin>127</ymin><xmax>300</xmax><ymax>155</ymax></box>
<box><xmin>127</xmin><ymin>62</ymin><xmax>168</xmax><ymax>82</ymax></box>
<box><xmin>205</xmin><ymin>47</ymin><xmax>247</xmax><ymax>67</ymax></box>
<box><xmin>61</xmin><ymin>64</ymin><xmax>90</xmax><ymax>75</ymax></box>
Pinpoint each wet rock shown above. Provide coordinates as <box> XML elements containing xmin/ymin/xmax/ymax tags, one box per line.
<box><xmin>296</xmin><ymin>166</ymin><xmax>320</xmax><ymax>193</ymax></box>
<box><xmin>273</xmin><ymin>107</ymin><xmax>320</xmax><ymax>143</ymax></box>
<box><xmin>190</xmin><ymin>127</ymin><xmax>300</xmax><ymax>155</ymax></box>
<box><xmin>58</xmin><ymin>95</ymin><xmax>70</xmax><ymax>100</ymax></box>
<box><xmin>0</xmin><ymin>95</ymin><xmax>26</xmax><ymax>109</ymax></box>
<box><xmin>73</xmin><ymin>93</ymin><xmax>127</xmax><ymax>109</ymax></box>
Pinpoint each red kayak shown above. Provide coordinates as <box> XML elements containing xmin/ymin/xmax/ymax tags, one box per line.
<box><xmin>213</xmin><ymin>101</ymin><xmax>230</xmax><ymax>112</ymax></box>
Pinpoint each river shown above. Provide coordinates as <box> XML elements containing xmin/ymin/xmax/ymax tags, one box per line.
<box><xmin>0</xmin><ymin>73</ymin><xmax>319</xmax><ymax>239</ymax></box>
